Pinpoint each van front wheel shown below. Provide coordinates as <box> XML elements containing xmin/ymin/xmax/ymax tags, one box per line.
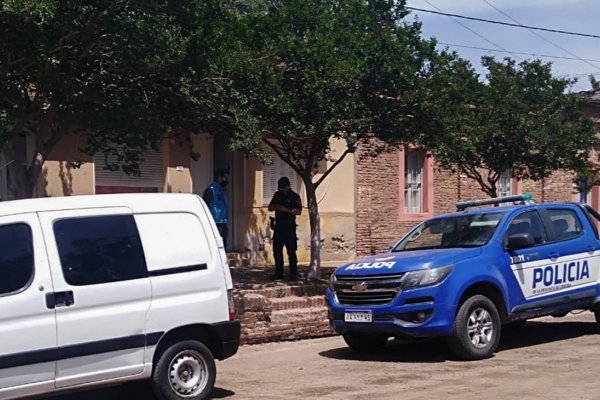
<box><xmin>447</xmin><ymin>295</ymin><xmax>501</xmax><ymax>360</ymax></box>
<box><xmin>153</xmin><ymin>340</ymin><xmax>216</xmax><ymax>400</ymax></box>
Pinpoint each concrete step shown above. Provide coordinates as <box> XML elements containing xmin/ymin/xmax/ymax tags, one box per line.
<box><xmin>227</xmin><ymin>252</ymin><xmax>250</xmax><ymax>268</ymax></box>
<box><xmin>245</xmin><ymin>283</ymin><xmax>327</xmax><ymax>299</ymax></box>
<box><xmin>269</xmin><ymin>307</ymin><xmax>329</xmax><ymax>325</ymax></box>
<box><xmin>240</xmin><ymin>306</ymin><xmax>334</xmax><ymax>344</ymax></box>
<box><xmin>270</xmin><ymin>295</ymin><xmax>327</xmax><ymax>311</ymax></box>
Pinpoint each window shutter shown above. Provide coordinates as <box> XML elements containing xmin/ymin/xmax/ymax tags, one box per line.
<box><xmin>498</xmin><ymin>170</ymin><xmax>512</xmax><ymax>197</ymax></box>
<box><xmin>404</xmin><ymin>150</ymin><xmax>424</xmax><ymax>214</ymax></box>
<box><xmin>262</xmin><ymin>154</ymin><xmax>300</xmax><ymax>206</ymax></box>
<box><xmin>94</xmin><ymin>150</ymin><xmax>163</xmax><ymax>188</ymax></box>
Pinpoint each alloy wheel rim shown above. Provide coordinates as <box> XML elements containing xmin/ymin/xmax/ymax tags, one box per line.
<box><xmin>467</xmin><ymin>307</ymin><xmax>494</xmax><ymax>349</ymax></box>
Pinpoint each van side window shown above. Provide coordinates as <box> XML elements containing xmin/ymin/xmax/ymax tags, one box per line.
<box><xmin>134</xmin><ymin>212</ymin><xmax>211</xmax><ymax>274</ymax></box>
<box><xmin>547</xmin><ymin>209</ymin><xmax>583</xmax><ymax>241</ymax></box>
<box><xmin>506</xmin><ymin>211</ymin><xmax>547</xmax><ymax>245</ymax></box>
<box><xmin>54</xmin><ymin>215</ymin><xmax>148</xmax><ymax>286</ymax></box>
<box><xmin>0</xmin><ymin>223</ymin><xmax>34</xmax><ymax>295</ymax></box>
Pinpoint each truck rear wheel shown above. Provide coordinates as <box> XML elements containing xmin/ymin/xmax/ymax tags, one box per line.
<box><xmin>594</xmin><ymin>309</ymin><xmax>600</xmax><ymax>325</ymax></box>
<box><xmin>447</xmin><ymin>295</ymin><xmax>501</xmax><ymax>360</ymax></box>
<box><xmin>343</xmin><ymin>333</ymin><xmax>388</xmax><ymax>352</ymax></box>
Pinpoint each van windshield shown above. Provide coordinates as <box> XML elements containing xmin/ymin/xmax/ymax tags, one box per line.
<box><xmin>392</xmin><ymin>212</ymin><xmax>505</xmax><ymax>252</ymax></box>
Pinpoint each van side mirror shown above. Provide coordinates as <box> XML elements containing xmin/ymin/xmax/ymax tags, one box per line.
<box><xmin>506</xmin><ymin>233</ymin><xmax>535</xmax><ymax>251</ymax></box>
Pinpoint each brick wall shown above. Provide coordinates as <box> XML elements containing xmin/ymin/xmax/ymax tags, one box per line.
<box><xmin>356</xmin><ymin>140</ymin><xmax>578</xmax><ymax>257</ymax></box>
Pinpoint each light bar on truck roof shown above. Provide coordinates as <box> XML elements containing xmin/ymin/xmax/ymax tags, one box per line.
<box><xmin>456</xmin><ymin>193</ymin><xmax>533</xmax><ymax>211</ymax></box>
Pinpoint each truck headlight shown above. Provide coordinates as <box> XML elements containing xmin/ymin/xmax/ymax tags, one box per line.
<box><xmin>401</xmin><ymin>265</ymin><xmax>453</xmax><ymax>290</ymax></box>
<box><xmin>329</xmin><ymin>273</ymin><xmax>337</xmax><ymax>290</ymax></box>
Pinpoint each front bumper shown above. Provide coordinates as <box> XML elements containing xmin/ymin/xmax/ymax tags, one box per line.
<box><xmin>211</xmin><ymin>320</ymin><xmax>241</xmax><ymax>360</ymax></box>
<box><xmin>326</xmin><ymin>287</ymin><xmax>456</xmax><ymax>338</ymax></box>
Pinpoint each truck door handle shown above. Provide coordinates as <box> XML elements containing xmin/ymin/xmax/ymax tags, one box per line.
<box><xmin>549</xmin><ymin>252</ymin><xmax>560</xmax><ymax>261</ymax></box>
<box><xmin>46</xmin><ymin>291</ymin><xmax>75</xmax><ymax>309</ymax></box>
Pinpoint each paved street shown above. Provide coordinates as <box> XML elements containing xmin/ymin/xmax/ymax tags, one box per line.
<box><xmin>48</xmin><ymin>313</ymin><xmax>600</xmax><ymax>400</ymax></box>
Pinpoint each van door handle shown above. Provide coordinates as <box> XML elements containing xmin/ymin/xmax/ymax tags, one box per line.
<box><xmin>46</xmin><ymin>291</ymin><xmax>75</xmax><ymax>309</ymax></box>
<box><xmin>549</xmin><ymin>252</ymin><xmax>560</xmax><ymax>261</ymax></box>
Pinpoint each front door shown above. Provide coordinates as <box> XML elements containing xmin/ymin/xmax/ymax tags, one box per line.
<box><xmin>0</xmin><ymin>214</ymin><xmax>56</xmax><ymax>396</ymax></box>
<box><xmin>504</xmin><ymin>210</ymin><xmax>554</xmax><ymax>311</ymax></box>
<box><xmin>38</xmin><ymin>208</ymin><xmax>152</xmax><ymax>388</ymax></box>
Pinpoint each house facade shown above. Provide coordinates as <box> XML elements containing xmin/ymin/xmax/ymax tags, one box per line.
<box><xmin>0</xmin><ymin>134</ymin><xmax>357</xmax><ymax>265</ymax></box>
<box><xmin>2</xmin><ymin>92</ymin><xmax>598</xmax><ymax>265</ymax></box>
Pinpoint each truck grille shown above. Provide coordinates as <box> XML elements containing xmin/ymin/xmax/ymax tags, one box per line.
<box><xmin>333</xmin><ymin>273</ymin><xmax>404</xmax><ymax>306</ymax></box>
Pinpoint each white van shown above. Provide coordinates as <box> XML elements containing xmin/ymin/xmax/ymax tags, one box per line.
<box><xmin>0</xmin><ymin>193</ymin><xmax>239</xmax><ymax>400</ymax></box>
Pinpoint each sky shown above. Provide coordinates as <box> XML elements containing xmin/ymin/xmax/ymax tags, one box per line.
<box><xmin>405</xmin><ymin>0</ymin><xmax>600</xmax><ymax>92</ymax></box>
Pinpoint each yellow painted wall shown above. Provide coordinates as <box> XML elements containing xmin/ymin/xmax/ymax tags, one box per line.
<box><xmin>40</xmin><ymin>134</ymin><xmax>94</xmax><ymax>197</ymax></box>
<box><xmin>240</xmin><ymin>138</ymin><xmax>357</xmax><ymax>265</ymax></box>
<box><xmin>163</xmin><ymin>139</ymin><xmax>192</xmax><ymax>193</ymax></box>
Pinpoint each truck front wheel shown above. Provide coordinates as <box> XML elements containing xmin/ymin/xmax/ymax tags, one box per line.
<box><xmin>343</xmin><ymin>333</ymin><xmax>388</xmax><ymax>352</ymax></box>
<box><xmin>447</xmin><ymin>295</ymin><xmax>501</xmax><ymax>360</ymax></box>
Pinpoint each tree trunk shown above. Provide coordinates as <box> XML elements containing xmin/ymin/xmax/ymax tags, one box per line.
<box><xmin>304</xmin><ymin>178</ymin><xmax>321</xmax><ymax>280</ymax></box>
<box><xmin>2</xmin><ymin>142</ymin><xmax>39</xmax><ymax>199</ymax></box>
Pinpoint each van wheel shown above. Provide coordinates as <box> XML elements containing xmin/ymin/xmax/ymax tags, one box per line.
<box><xmin>447</xmin><ymin>295</ymin><xmax>501</xmax><ymax>360</ymax></box>
<box><xmin>152</xmin><ymin>340</ymin><xmax>216</xmax><ymax>400</ymax></box>
<box><xmin>343</xmin><ymin>333</ymin><xmax>388</xmax><ymax>352</ymax></box>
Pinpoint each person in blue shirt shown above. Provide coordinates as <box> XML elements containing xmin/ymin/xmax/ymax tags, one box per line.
<box><xmin>203</xmin><ymin>169</ymin><xmax>229</xmax><ymax>249</ymax></box>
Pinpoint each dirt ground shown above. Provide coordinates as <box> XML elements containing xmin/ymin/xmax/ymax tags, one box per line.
<box><xmin>47</xmin><ymin>313</ymin><xmax>600</xmax><ymax>400</ymax></box>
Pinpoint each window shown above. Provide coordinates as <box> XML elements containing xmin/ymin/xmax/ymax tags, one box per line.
<box><xmin>395</xmin><ymin>212</ymin><xmax>504</xmax><ymax>251</ymax></box>
<box><xmin>94</xmin><ymin>149</ymin><xmax>163</xmax><ymax>193</ymax></box>
<box><xmin>134</xmin><ymin>213</ymin><xmax>211</xmax><ymax>273</ymax></box>
<box><xmin>505</xmin><ymin>211</ymin><xmax>547</xmax><ymax>246</ymax></box>
<box><xmin>54</xmin><ymin>215</ymin><xmax>147</xmax><ymax>286</ymax></box>
<box><xmin>262</xmin><ymin>154</ymin><xmax>300</xmax><ymax>206</ymax></box>
<box><xmin>498</xmin><ymin>170</ymin><xmax>512</xmax><ymax>198</ymax></box>
<box><xmin>547</xmin><ymin>209</ymin><xmax>583</xmax><ymax>241</ymax></box>
<box><xmin>404</xmin><ymin>150</ymin><xmax>424</xmax><ymax>213</ymax></box>
<box><xmin>399</xmin><ymin>148</ymin><xmax>433</xmax><ymax>220</ymax></box>
<box><xmin>0</xmin><ymin>223</ymin><xmax>34</xmax><ymax>295</ymax></box>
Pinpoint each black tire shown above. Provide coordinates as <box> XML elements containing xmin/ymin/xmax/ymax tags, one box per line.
<box><xmin>447</xmin><ymin>295</ymin><xmax>501</xmax><ymax>360</ymax></box>
<box><xmin>343</xmin><ymin>333</ymin><xmax>388</xmax><ymax>352</ymax></box>
<box><xmin>594</xmin><ymin>309</ymin><xmax>600</xmax><ymax>325</ymax></box>
<box><xmin>152</xmin><ymin>340</ymin><xmax>216</xmax><ymax>400</ymax></box>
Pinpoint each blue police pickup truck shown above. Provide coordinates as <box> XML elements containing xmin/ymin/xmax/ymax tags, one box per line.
<box><xmin>326</xmin><ymin>194</ymin><xmax>600</xmax><ymax>360</ymax></box>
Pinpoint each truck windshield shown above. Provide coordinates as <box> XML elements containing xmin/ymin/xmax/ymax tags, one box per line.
<box><xmin>392</xmin><ymin>212</ymin><xmax>505</xmax><ymax>252</ymax></box>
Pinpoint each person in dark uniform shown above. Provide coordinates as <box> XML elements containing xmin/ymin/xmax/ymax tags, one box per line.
<box><xmin>269</xmin><ymin>177</ymin><xmax>302</xmax><ymax>281</ymax></box>
<box><xmin>202</xmin><ymin>169</ymin><xmax>229</xmax><ymax>249</ymax></box>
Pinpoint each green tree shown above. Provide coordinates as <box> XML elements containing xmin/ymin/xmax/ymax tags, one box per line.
<box><xmin>0</xmin><ymin>0</ymin><xmax>231</xmax><ymax>198</ymax></box>
<box><xmin>427</xmin><ymin>56</ymin><xmax>596</xmax><ymax>198</ymax></box>
<box><xmin>200</xmin><ymin>0</ymin><xmax>453</xmax><ymax>279</ymax></box>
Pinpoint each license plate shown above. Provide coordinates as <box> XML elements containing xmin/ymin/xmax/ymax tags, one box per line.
<box><xmin>344</xmin><ymin>310</ymin><xmax>372</xmax><ymax>323</ymax></box>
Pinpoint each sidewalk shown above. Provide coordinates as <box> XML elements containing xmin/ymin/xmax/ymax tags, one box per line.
<box><xmin>229</xmin><ymin>262</ymin><xmax>339</xmax><ymax>345</ymax></box>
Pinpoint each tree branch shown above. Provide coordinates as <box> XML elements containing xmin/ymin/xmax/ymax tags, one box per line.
<box><xmin>315</xmin><ymin>147</ymin><xmax>351</xmax><ymax>188</ymax></box>
<box><xmin>263</xmin><ymin>138</ymin><xmax>305</xmax><ymax>178</ymax></box>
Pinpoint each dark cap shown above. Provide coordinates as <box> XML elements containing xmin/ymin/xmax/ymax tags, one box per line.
<box><xmin>277</xmin><ymin>177</ymin><xmax>291</xmax><ymax>189</ymax></box>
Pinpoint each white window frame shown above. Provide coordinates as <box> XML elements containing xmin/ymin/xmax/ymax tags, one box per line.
<box><xmin>404</xmin><ymin>150</ymin><xmax>424</xmax><ymax>214</ymax></box>
<box><xmin>498</xmin><ymin>170</ymin><xmax>512</xmax><ymax>198</ymax></box>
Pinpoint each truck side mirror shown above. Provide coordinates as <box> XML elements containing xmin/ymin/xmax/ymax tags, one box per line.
<box><xmin>506</xmin><ymin>233</ymin><xmax>535</xmax><ymax>251</ymax></box>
